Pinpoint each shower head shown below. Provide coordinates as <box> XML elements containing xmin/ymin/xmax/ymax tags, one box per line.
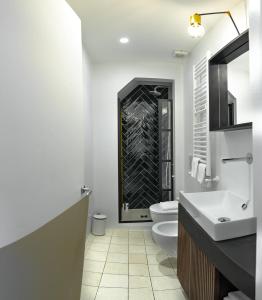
<box><xmin>149</xmin><ymin>86</ymin><xmax>164</xmax><ymax>97</ymax></box>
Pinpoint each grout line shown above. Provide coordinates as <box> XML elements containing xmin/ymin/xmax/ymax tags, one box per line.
<box><xmin>128</xmin><ymin>229</ymin><xmax>129</xmax><ymax>300</ymax></box>
<box><xmin>145</xmin><ymin>231</ymin><xmax>156</xmax><ymax>300</ymax></box>
<box><xmin>94</xmin><ymin>232</ymin><xmax>112</xmax><ymax>300</ymax></box>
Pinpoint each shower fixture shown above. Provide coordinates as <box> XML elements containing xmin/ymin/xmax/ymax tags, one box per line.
<box><xmin>149</xmin><ymin>86</ymin><xmax>165</xmax><ymax>97</ymax></box>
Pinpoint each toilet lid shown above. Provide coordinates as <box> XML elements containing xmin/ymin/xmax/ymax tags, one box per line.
<box><xmin>93</xmin><ymin>214</ymin><xmax>107</xmax><ymax>220</ymax></box>
<box><xmin>149</xmin><ymin>202</ymin><xmax>178</xmax><ymax>215</ymax></box>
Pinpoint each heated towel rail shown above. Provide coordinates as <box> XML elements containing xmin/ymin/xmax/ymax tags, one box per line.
<box><xmin>193</xmin><ymin>53</ymin><xmax>211</xmax><ymax>176</ymax></box>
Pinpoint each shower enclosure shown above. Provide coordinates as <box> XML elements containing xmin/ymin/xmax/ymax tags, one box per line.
<box><xmin>118</xmin><ymin>79</ymin><xmax>174</xmax><ymax>222</ymax></box>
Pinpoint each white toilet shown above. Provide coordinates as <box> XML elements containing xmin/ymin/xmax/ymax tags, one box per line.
<box><xmin>149</xmin><ymin>200</ymin><xmax>178</xmax><ymax>223</ymax></box>
<box><xmin>149</xmin><ymin>201</ymin><xmax>179</xmax><ymax>256</ymax></box>
<box><xmin>152</xmin><ymin>221</ymin><xmax>178</xmax><ymax>256</ymax></box>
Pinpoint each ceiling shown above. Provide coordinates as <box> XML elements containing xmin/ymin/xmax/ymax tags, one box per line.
<box><xmin>67</xmin><ymin>0</ymin><xmax>241</xmax><ymax>63</ymax></box>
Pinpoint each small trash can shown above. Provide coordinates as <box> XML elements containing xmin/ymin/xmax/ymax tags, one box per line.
<box><xmin>92</xmin><ymin>213</ymin><xmax>107</xmax><ymax>236</ymax></box>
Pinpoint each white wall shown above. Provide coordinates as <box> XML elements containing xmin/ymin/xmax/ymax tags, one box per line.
<box><xmin>183</xmin><ymin>1</ymin><xmax>252</xmax><ymax>207</ymax></box>
<box><xmin>91</xmin><ymin>61</ymin><xmax>184</xmax><ymax>226</ymax></box>
<box><xmin>82</xmin><ymin>46</ymin><xmax>94</xmax><ymax>232</ymax></box>
<box><xmin>249</xmin><ymin>1</ymin><xmax>262</xmax><ymax>298</ymax></box>
<box><xmin>0</xmin><ymin>0</ymin><xmax>86</xmax><ymax>247</ymax></box>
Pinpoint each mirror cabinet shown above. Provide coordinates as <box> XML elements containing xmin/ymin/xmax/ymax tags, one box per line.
<box><xmin>209</xmin><ymin>30</ymin><xmax>252</xmax><ymax>131</ymax></box>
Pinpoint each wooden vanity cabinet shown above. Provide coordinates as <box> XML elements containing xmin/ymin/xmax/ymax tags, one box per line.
<box><xmin>177</xmin><ymin>204</ymin><xmax>255</xmax><ymax>300</ymax></box>
<box><xmin>177</xmin><ymin>222</ymin><xmax>233</xmax><ymax>300</ymax></box>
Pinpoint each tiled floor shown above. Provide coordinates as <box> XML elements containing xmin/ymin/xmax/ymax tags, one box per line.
<box><xmin>81</xmin><ymin>228</ymin><xmax>187</xmax><ymax>300</ymax></box>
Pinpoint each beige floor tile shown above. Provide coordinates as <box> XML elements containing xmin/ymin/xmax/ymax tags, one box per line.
<box><xmin>96</xmin><ymin>287</ymin><xmax>128</xmax><ymax>300</ymax></box>
<box><xmin>129</xmin><ymin>238</ymin><xmax>145</xmax><ymax>245</ymax></box>
<box><xmin>144</xmin><ymin>238</ymin><xmax>155</xmax><ymax>246</ymax></box>
<box><xmin>83</xmin><ymin>259</ymin><xmax>105</xmax><ymax>273</ymax></box>
<box><xmin>85</xmin><ymin>250</ymin><xmax>107</xmax><ymax>262</ymax></box>
<box><xmin>129</xmin><ymin>245</ymin><xmax>146</xmax><ymax>254</ymax></box>
<box><xmin>100</xmin><ymin>274</ymin><xmax>128</xmax><ymax>288</ymax></box>
<box><xmin>129</xmin><ymin>231</ymin><xmax>144</xmax><ymax>239</ymax></box>
<box><xmin>111</xmin><ymin>236</ymin><xmax>129</xmax><ymax>245</ymax></box>
<box><xmin>169</xmin><ymin>257</ymin><xmax>177</xmax><ymax>269</ymax></box>
<box><xmin>86</xmin><ymin>234</ymin><xmax>95</xmax><ymax>243</ymax></box>
<box><xmin>143</xmin><ymin>231</ymin><xmax>152</xmax><ymax>238</ymax></box>
<box><xmin>148</xmin><ymin>263</ymin><xmax>175</xmax><ymax>276</ymax></box>
<box><xmin>87</xmin><ymin>243</ymin><xmax>109</xmax><ymax>252</ymax></box>
<box><xmin>129</xmin><ymin>253</ymin><xmax>148</xmax><ymax>264</ymax></box>
<box><xmin>146</xmin><ymin>245</ymin><xmax>162</xmax><ymax>255</ymax></box>
<box><xmin>80</xmin><ymin>285</ymin><xmax>98</xmax><ymax>300</ymax></box>
<box><xmin>154</xmin><ymin>289</ymin><xmax>188</xmax><ymax>300</ymax></box>
<box><xmin>107</xmin><ymin>253</ymin><xmax>128</xmax><ymax>263</ymax></box>
<box><xmin>112</xmin><ymin>229</ymin><xmax>129</xmax><ymax>237</ymax></box>
<box><xmin>147</xmin><ymin>254</ymin><xmax>169</xmax><ymax>265</ymax></box>
<box><xmin>104</xmin><ymin>262</ymin><xmax>128</xmax><ymax>275</ymax></box>
<box><xmin>91</xmin><ymin>236</ymin><xmax>111</xmax><ymax>244</ymax></box>
<box><xmin>129</xmin><ymin>276</ymin><xmax>152</xmax><ymax>288</ymax></box>
<box><xmin>109</xmin><ymin>244</ymin><xmax>128</xmax><ymax>253</ymax></box>
<box><xmin>82</xmin><ymin>271</ymin><xmax>102</xmax><ymax>287</ymax></box>
<box><xmin>151</xmin><ymin>276</ymin><xmax>181</xmax><ymax>291</ymax></box>
<box><xmin>129</xmin><ymin>288</ymin><xmax>154</xmax><ymax>300</ymax></box>
<box><xmin>129</xmin><ymin>263</ymin><xmax>149</xmax><ymax>276</ymax></box>
<box><xmin>105</xmin><ymin>228</ymin><xmax>113</xmax><ymax>236</ymax></box>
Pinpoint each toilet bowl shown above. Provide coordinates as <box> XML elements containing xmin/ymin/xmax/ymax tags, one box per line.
<box><xmin>149</xmin><ymin>201</ymin><xmax>178</xmax><ymax>223</ymax></box>
<box><xmin>152</xmin><ymin>221</ymin><xmax>178</xmax><ymax>256</ymax></box>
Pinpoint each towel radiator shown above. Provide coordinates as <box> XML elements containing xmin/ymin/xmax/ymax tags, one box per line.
<box><xmin>192</xmin><ymin>53</ymin><xmax>211</xmax><ymax>176</ymax></box>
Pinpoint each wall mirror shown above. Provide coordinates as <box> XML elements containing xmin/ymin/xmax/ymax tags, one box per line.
<box><xmin>209</xmin><ymin>30</ymin><xmax>252</xmax><ymax>131</ymax></box>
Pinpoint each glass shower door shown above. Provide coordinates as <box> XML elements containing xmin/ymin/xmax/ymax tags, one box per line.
<box><xmin>158</xmin><ymin>99</ymin><xmax>174</xmax><ymax>202</ymax></box>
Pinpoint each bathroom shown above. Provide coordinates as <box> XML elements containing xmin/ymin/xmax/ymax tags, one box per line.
<box><xmin>0</xmin><ymin>0</ymin><xmax>262</xmax><ymax>300</ymax></box>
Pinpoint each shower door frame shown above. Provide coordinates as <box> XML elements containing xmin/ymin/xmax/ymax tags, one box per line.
<box><xmin>118</xmin><ymin>78</ymin><xmax>174</xmax><ymax>223</ymax></box>
<box><xmin>158</xmin><ymin>98</ymin><xmax>174</xmax><ymax>203</ymax></box>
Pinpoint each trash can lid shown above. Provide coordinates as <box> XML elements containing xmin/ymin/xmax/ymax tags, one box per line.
<box><xmin>93</xmin><ymin>213</ymin><xmax>107</xmax><ymax>220</ymax></box>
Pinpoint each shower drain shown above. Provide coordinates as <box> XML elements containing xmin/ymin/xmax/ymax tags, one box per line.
<box><xmin>218</xmin><ymin>217</ymin><xmax>231</xmax><ymax>223</ymax></box>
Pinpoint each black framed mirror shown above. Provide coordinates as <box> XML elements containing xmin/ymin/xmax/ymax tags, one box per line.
<box><xmin>209</xmin><ymin>30</ymin><xmax>252</xmax><ymax>131</ymax></box>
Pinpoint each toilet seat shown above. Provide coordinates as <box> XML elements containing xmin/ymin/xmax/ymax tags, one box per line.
<box><xmin>152</xmin><ymin>221</ymin><xmax>178</xmax><ymax>237</ymax></box>
<box><xmin>152</xmin><ymin>221</ymin><xmax>178</xmax><ymax>256</ymax></box>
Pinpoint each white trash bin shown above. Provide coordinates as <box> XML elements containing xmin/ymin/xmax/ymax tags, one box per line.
<box><xmin>92</xmin><ymin>214</ymin><xmax>107</xmax><ymax>236</ymax></box>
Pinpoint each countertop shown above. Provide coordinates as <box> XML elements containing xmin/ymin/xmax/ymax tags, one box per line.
<box><xmin>179</xmin><ymin>204</ymin><xmax>256</xmax><ymax>299</ymax></box>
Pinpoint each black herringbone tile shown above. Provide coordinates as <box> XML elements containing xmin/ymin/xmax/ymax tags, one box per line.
<box><xmin>120</xmin><ymin>85</ymin><xmax>168</xmax><ymax>209</ymax></box>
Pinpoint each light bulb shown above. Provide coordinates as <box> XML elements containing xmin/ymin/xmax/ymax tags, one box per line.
<box><xmin>119</xmin><ymin>37</ymin><xmax>129</xmax><ymax>44</ymax></box>
<box><xmin>188</xmin><ymin>24</ymin><xmax>205</xmax><ymax>38</ymax></box>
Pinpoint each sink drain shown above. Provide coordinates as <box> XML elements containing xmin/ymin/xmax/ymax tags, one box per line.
<box><xmin>218</xmin><ymin>217</ymin><xmax>231</xmax><ymax>223</ymax></box>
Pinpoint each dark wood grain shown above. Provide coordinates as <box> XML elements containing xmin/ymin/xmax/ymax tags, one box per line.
<box><xmin>190</xmin><ymin>238</ymin><xmax>219</xmax><ymax>300</ymax></box>
<box><xmin>177</xmin><ymin>222</ymin><xmax>191</xmax><ymax>296</ymax></box>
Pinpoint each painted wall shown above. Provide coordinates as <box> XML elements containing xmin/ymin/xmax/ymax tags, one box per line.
<box><xmin>183</xmin><ymin>1</ymin><xmax>252</xmax><ymax>208</ymax></box>
<box><xmin>0</xmin><ymin>198</ymin><xmax>88</xmax><ymax>300</ymax></box>
<box><xmin>91</xmin><ymin>61</ymin><xmax>184</xmax><ymax>226</ymax></box>
<box><xmin>82</xmin><ymin>46</ymin><xmax>94</xmax><ymax>232</ymax></box>
<box><xmin>0</xmin><ymin>0</ymin><xmax>86</xmax><ymax>247</ymax></box>
<box><xmin>248</xmin><ymin>1</ymin><xmax>262</xmax><ymax>298</ymax></box>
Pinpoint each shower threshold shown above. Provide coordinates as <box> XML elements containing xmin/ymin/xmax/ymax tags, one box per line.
<box><xmin>121</xmin><ymin>208</ymin><xmax>152</xmax><ymax>222</ymax></box>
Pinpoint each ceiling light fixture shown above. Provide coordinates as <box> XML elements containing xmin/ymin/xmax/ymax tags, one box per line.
<box><xmin>188</xmin><ymin>11</ymin><xmax>240</xmax><ymax>39</ymax></box>
<box><xmin>119</xmin><ymin>37</ymin><xmax>129</xmax><ymax>44</ymax></box>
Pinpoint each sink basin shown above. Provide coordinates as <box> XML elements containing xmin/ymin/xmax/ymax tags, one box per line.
<box><xmin>180</xmin><ymin>190</ymin><xmax>256</xmax><ymax>241</ymax></box>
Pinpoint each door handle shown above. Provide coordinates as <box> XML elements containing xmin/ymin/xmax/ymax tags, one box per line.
<box><xmin>81</xmin><ymin>185</ymin><xmax>92</xmax><ymax>196</ymax></box>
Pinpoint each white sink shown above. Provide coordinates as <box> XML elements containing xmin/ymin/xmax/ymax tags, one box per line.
<box><xmin>180</xmin><ymin>190</ymin><xmax>256</xmax><ymax>241</ymax></box>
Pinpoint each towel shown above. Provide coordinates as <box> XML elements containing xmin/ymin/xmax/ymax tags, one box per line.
<box><xmin>159</xmin><ymin>201</ymin><xmax>178</xmax><ymax>211</ymax></box>
<box><xmin>191</xmin><ymin>157</ymin><xmax>200</xmax><ymax>178</ymax></box>
<box><xmin>197</xmin><ymin>163</ymin><xmax>206</xmax><ymax>184</ymax></box>
<box><xmin>228</xmin><ymin>291</ymin><xmax>251</xmax><ymax>300</ymax></box>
